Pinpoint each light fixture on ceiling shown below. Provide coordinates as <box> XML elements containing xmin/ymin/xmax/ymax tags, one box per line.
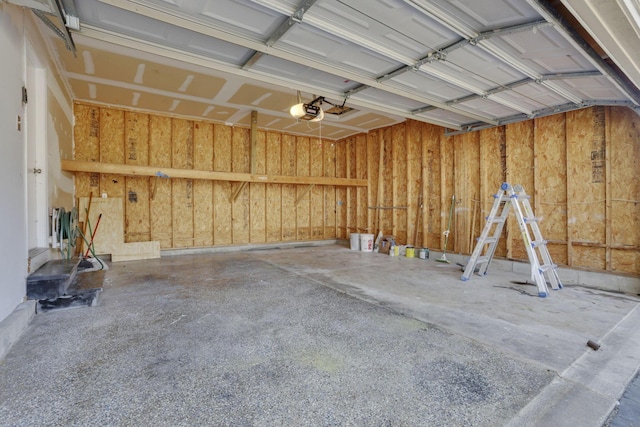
<box><xmin>290</xmin><ymin>91</ymin><xmax>325</xmax><ymax>122</ymax></box>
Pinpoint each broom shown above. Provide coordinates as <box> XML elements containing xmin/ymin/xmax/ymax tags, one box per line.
<box><xmin>437</xmin><ymin>195</ymin><xmax>455</xmax><ymax>263</ymax></box>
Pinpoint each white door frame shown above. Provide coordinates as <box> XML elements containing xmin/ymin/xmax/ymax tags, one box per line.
<box><xmin>25</xmin><ymin>41</ymin><xmax>48</xmax><ymax>250</ymax></box>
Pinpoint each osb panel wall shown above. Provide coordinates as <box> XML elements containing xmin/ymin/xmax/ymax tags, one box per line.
<box><xmin>346</xmin><ymin>108</ymin><xmax>638</xmax><ymax>275</ymax></box>
<box><xmin>73</xmin><ymin>102</ymin><xmax>344</xmax><ymax>249</ymax></box>
<box><xmin>609</xmin><ymin>108</ymin><xmax>640</xmax><ymax>273</ymax></box>
<box><xmin>74</xmin><ymin>102</ymin><xmax>638</xmax><ymax>275</ymax></box>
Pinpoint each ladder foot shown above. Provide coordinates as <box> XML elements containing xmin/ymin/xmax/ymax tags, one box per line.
<box><xmin>461</xmin><ymin>276</ymin><xmax>469</xmax><ymax>281</ymax></box>
<box><xmin>538</xmin><ymin>292</ymin><xmax>548</xmax><ymax>298</ymax></box>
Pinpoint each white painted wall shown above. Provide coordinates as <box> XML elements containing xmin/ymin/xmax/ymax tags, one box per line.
<box><xmin>0</xmin><ymin>4</ymin><xmax>74</xmax><ymax>323</ymax></box>
<box><xmin>0</xmin><ymin>4</ymin><xmax>29</xmax><ymax>322</ymax></box>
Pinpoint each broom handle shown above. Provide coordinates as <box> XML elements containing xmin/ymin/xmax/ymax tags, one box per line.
<box><xmin>84</xmin><ymin>213</ymin><xmax>102</xmax><ymax>258</ymax></box>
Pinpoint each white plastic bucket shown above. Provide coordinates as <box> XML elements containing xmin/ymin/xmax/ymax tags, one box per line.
<box><xmin>360</xmin><ymin>233</ymin><xmax>374</xmax><ymax>252</ymax></box>
<box><xmin>350</xmin><ymin>233</ymin><xmax>361</xmax><ymax>250</ymax></box>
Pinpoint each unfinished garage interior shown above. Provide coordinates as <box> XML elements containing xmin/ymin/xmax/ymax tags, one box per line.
<box><xmin>1</xmin><ymin>0</ymin><xmax>639</xmax><ymax>425</ymax></box>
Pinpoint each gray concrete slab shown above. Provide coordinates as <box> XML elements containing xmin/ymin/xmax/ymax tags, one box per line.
<box><xmin>0</xmin><ymin>244</ymin><xmax>638</xmax><ymax>426</ymax></box>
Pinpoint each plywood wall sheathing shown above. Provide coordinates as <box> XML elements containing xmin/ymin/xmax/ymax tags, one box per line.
<box><xmin>79</xmin><ymin>197</ymin><xmax>124</xmax><ymax>256</ymax></box>
<box><xmin>266</xmin><ymin>132</ymin><xmax>283</xmax><ymax>242</ymax></box>
<box><xmin>335</xmin><ymin>137</ymin><xmax>347</xmax><ymax>239</ymax></box>
<box><xmin>250</xmin><ymin>130</ymin><xmax>267</xmax><ymax>243</ymax></box>
<box><xmin>148</xmin><ymin>115</ymin><xmax>173</xmax><ymax>247</ymax></box>
<box><xmin>213</xmin><ymin>125</ymin><xmax>232</xmax><ymax>245</ymax></box>
<box><xmin>605</xmin><ymin>108</ymin><xmax>613</xmax><ymax>271</ymax></box>
<box><xmin>193</xmin><ymin>122</ymin><xmax>214</xmax><ymax>247</ymax></box>
<box><xmin>296</xmin><ymin>136</ymin><xmax>311</xmax><ymax>240</ymax></box>
<box><xmin>124</xmin><ymin>112</ymin><xmax>150</xmax><ymax>243</ymax></box>
<box><xmin>609</xmin><ymin>107</ymin><xmax>640</xmax><ymax>273</ymax></box>
<box><xmin>311</xmin><ymin>137</ymin><xmax>325</xmax><ymax>239</ymax></box>
<box><xmin>324</xmin><ymin>139</ymin><xmax>337</xmax><ymax>239</ymax></box>
<box><xmin>73</xmin><ymin>104</ymin><xmax>100</xmax><ymax>198</ymax></box>
<box><xmin>452</xmin><ymin>132</ymin><xmax>480</xmax><ymax>255</ymax></box>
<box><xmin>566</xmin><ymin>108</ymin><xmax>607</xmax><ymax>270</ymax></box>
<box><xmin>171</xmin><ymin>119</ymin><xmax>194</xmax><ymax>248</ymax></box>
<box><xmin>422</xmin><ymin>124</ymin><xmax>441</xmax><ymax>249</ymax></box>
<box><xmin>72</xmin><ymin>102</ymin><xmax>637</xmax><ymax>275</ymax></box>
<box><xmin>407</xmin><ymin>120</ymin><xmax>422</xmax><ymax>247</ymax></box>
<box><xmin>346</xmin><ymin>137</ymin><xmax>356</xmax><ymax>235</ymax></box>
<box><xmin>355</xmin><ymin>134</ymin><xmax>368</xmax><ymax>234</ymax></box>
<box><xmin>282</xmin><ymin>134</ymin><xmax>297</xmax><ymax>241</ymax></box>
<box><xmin>232</xmin><ymin>127</ymin><xmax>250</xmax><ymax>244</ymax></box>
<box><xmin>367</xmin><ymin>131</ymin><xmax>379</xmax><ymax>236</ymax></box>
<box><xmin>125</xmin><ymin>111</ymin><xmax>149</xmax><ymax>166</ymax></box>
<box><xmin>440</xmin><ymin>134</ymin><xmax>455</xmax><ymax>252</ymax></box>
<box><xmin>125</xmin><ymin>177</ymin><xmax>151</xmax><ymax>243</ymax></box>
<box><xmin>382</xmin><ymin>127</ymin><xmax>394</xmax><ymax>236</ymax></box>
<box><xmin>534</xmin><ymin>115</ymin><xmax>568</xmax><ymax>265</ymax></box>
<box><xmin>99</xmin><ymin>109</ymin><xmax>125</xmax><ymax>201</ymax></box>
<box><xmin>479</xmin><ymin>127</ymin><xmax>507</xmax><ymax>258</ymax></box>
<box><xmin>393</xmin><ymin>124</ymin><xmax>408</xmax><ymax>243</ymax></box>
<box><xmin>505</xmin><ymin>121</ymin><xmax>535</xmax><ymax>260</ymax></box>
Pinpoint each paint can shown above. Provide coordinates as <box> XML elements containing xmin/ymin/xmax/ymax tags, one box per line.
<box><xmin>389</xmin><ymin>245</ymin><xmax>396</xmax><ymax>256</ymax></box>
<box><xmin>418</xmin><ymin>248</ymin><xmax>429</xmax><ymax>259</ymax></box>
<box><xmin>360</xmin><ymin>233</ymin><xmax>374</xmax><ymax>252</ymax></box>
<box><xmin>406</xmin><ymin>246</ymin><xmax>415</xmax><ymax>258</ymax></box>
<box><xmin>349</xmin><ymin>233</ymin><xmax>361</xmax><ymax>251</ymax></box>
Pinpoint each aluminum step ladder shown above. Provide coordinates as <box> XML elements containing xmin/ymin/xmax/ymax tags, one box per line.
<box><xmin>461</xmin><ymin>183</ymin><xmax>563</xmax><ymax>297</ymax></box>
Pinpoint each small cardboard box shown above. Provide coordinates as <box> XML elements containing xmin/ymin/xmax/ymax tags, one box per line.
<box><xmin>379</xmin><ymin>235</ymin><xmax>396</xmax><ymax>254</ymax></box>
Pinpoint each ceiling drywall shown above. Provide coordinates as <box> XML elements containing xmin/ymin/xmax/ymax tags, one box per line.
<box><xmin>14</xmin><ymin>0</ymin><xmax>640</xmax><ymax>139</ymax></box>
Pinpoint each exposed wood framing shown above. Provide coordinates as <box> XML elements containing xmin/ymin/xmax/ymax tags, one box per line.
<box><xmin>72</xmin><ymin>102</ymin><xmax>639</xmax><ymax>275</ymax></box>
<box><xmin>295</xmin><ymin>184</ymin><xmax>315</xmax><ymax>207</ymax></box>
<box><xmin>605</xmin><ymin>107</ymin><xmax>612</xmax><ymax>271</ymax></box>
<box><xmin>230</xmin><ymin>182</ymin><xmax>248</xmax><ymax>203</ymax></box>
<box><xmin>62</xmin><ymin>160</ymin><xmax>367</xmax><ymax>187</ymax></box>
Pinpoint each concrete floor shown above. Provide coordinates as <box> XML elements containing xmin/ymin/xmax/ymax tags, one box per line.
<box><xmin>1</xmin><ymin>243</ymin><xmax>639</xmax><ymax>426</ymax></box>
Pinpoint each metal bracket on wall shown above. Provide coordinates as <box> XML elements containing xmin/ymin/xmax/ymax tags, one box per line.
<box><xmin>30</xmin><ymin>0</ymin><xmax>77</xmax><ymax>56</ymax></box>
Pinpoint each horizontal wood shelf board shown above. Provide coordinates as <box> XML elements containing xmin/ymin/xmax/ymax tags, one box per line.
<box><xmin>62</xmin><ymin>160</ymin><xmax>367</xmax><ymax>187</ymax></box>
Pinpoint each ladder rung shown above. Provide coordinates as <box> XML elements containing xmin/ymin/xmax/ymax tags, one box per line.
<box><xmin>539</xmin><ymin>264</ymin><xmax>557</xmax><ymax>272</ymax></box>
<box><xmin>483</xmin><ymin>237</ymin><xmax>498</xmax><ymax>244</ymax></box>
<box><xmin>487</xmin><ymin>216</ymin><xmax>506</xmax><ymax>223</ymax></box>
<box><xmin>531</xmin><ymin>240</ymin><xmax>547</xmax><ymax>247</ymax></box>
<box><xmin>476</xmin><ymin>256</ymin><xmax>490</xmax><ymax>264</ymax></box>
<box><xmin>524</xmin><ymin>217</ymin><xmax>538</xmax><ymax>223</ymax></box>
